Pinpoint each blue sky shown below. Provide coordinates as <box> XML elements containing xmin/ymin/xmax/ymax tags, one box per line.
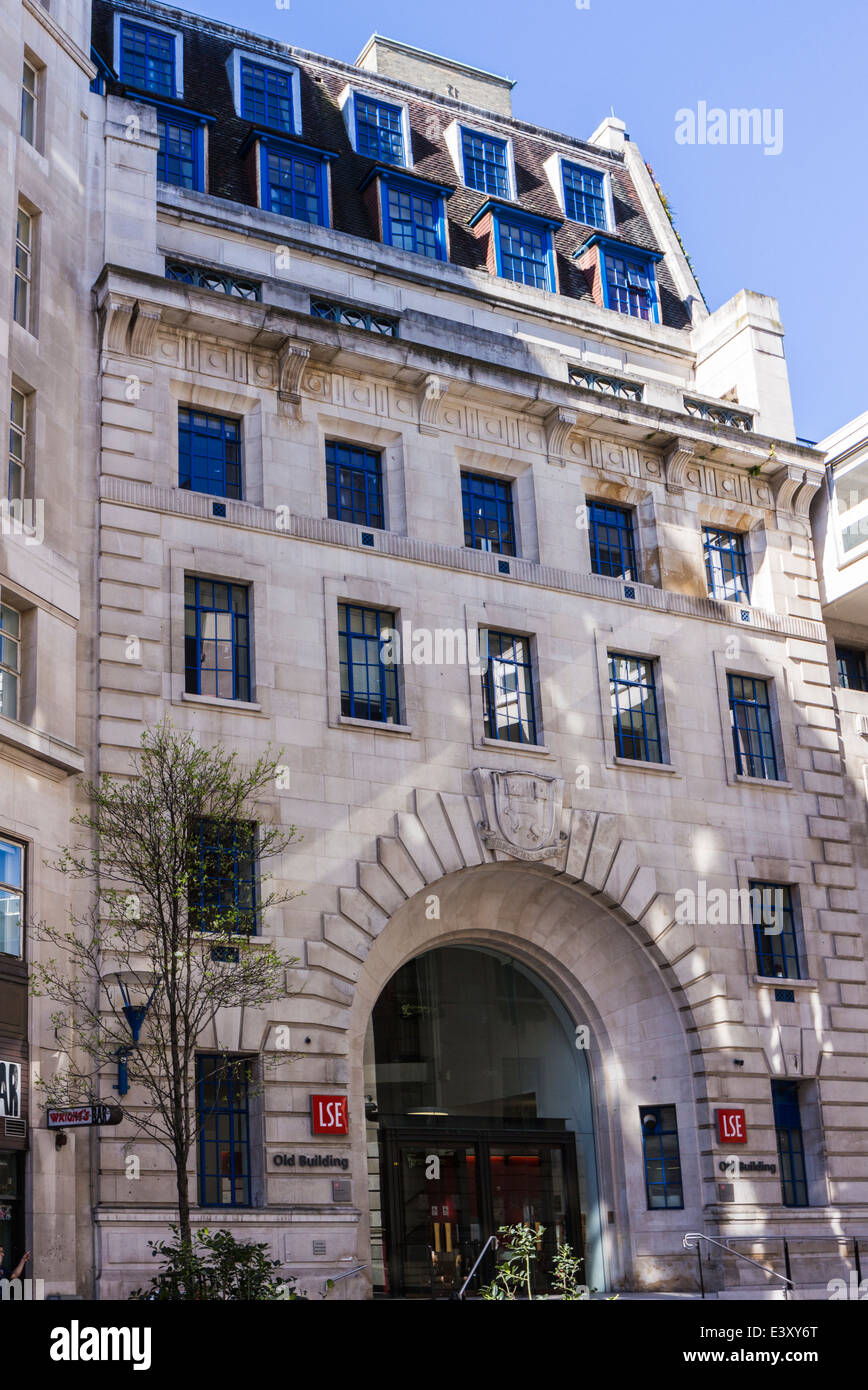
<box><xmin>185</xmin><ymin>0</ymin><xmax>867</xmax><ymax>443</ymax></box>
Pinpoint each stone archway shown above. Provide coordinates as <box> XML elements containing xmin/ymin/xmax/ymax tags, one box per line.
<box><xmin>320</xmin><ymin>781</ymin><xmax>713</xmax><ymax>1293</ymax></box>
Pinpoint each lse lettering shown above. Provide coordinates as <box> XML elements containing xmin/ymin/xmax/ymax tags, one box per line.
<box><xmin>311</xmin><ymin>1095</ymin><xmax>349</xmax><ymax>1135</ymax></box>
<box><xmin>717</xmin><ymin>1108</ymin><xmax>748</xmax><ymax>1144</ymax></box>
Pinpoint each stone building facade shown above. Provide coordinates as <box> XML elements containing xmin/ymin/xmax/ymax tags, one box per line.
<box><xmin>4</xmin><ymin>0</ymin><xmax>866</xmax><ymax>1299</ymax></box>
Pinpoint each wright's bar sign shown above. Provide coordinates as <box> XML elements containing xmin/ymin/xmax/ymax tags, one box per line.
<box><xmin>47</xmin><ymin>1104</ymin><xmax>123</xmax><ymax>1129</ymax></box>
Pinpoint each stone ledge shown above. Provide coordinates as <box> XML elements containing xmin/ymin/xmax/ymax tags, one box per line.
<box><xmin>99</xmin><ymin>476</ymin><xmax>829</xmax><ymax>644</ymax></box>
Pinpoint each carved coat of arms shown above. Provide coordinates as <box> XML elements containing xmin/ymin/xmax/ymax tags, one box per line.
<box><xmin>474</xmin><ymin>769</ymin><xmax>566</xmax><ymax>862</ymax></box>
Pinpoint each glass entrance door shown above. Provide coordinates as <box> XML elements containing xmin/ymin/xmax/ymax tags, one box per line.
<box><xmin>390</xmin><ymin>1141</ymin><xmax>481</xmax><ymax>1297</ymax></box>
<box><xmin>383</xmin><ymin>1129</ymin><xmax>581</xmax><ymax>1297</ymax></box>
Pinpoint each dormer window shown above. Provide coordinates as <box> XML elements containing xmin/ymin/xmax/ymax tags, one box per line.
<box><xmin>461</xmin><ymin>128</ymin><xmax>511</xmax><ymax>197</ymax></box>
<box><xmin>241</xmin><ymin>59</ymin><xmax>294</xmax><ymax>132</ymax></box>
<box><xmin>470</xmin><ymin>202</ymin><xmax>559</xmax><ymax>292</ymax></box>
<box><xmin>355</xmin><ymin>95</ymin><xmax>406</xmax><ymax>165</ymax></box>
<box><xmin>562</xmin><ymin>161</ymin><xmax>607</xmax><ymax>230</ymax></box>
<box><xmin>116</xmin><ymin>17</ymin><xmax>183</xmax><ymax>98</ymax></box>
<box><xmin>247</xmin><ymin>133</ymin><xmax>335</xmax><ymax>226</ymax></box>
<box><xmin>363</xmin><ymin>168</ymin><xmax>450</xmax><ymax>261</ymax></box>
<box><xmin>574</xmin><ymin>235</ymin><xmax>662</xmax><ymax>322</ymax></box>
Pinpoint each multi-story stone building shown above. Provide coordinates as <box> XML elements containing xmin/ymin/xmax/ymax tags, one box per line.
<box><xmin>4</xmin><ymin>0</ymin><xmax>866</xmax><ymax>1300</ymax></box>
<box><xmin>1</xmin><ymin>0</ymin><xmax>96</xmax><ymax>1298</ymax></box>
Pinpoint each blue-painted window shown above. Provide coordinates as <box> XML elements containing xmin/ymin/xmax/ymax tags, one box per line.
<box><xmin>836</xmin><ymin>646</ymin><xmax>868</xmax><ymax>692</ymax></box>
<box><xmin>482</xmin><ymin>632</ymin><xmax>538</xmax><ymax>744</ymax></box>
<box><xmin>261</xmin><ymin>143</ymin><xmax>326</xmax><ymax>225</ymax></box>
<box><xmin>356</xmin><ymin>95</ymin><xmax>405</xmax><ymax>164</ymax></box>
<box><xmin>496</xmin><ymin>213</ymin><xmax>554</xmax><ymax>290</ymax></box>
<box><xmin>240</xmin><ymin>60</ymin><xmax>294</xmax><ymax>132</ymax></box>
<box><xmin>771</xmin><ymin>1081</ymin><xmax>808</xmax><ymax>1208</ymax></box>
<box><xmin>462</xmin><ymin>128</ymin><xmax>509</xmax><ymax>196</ymax></box>
<box><xmin>119</xmin><ymin>20</ymin><xmax>176</xmax><ymax>96</ymax></box>
<box><xmin>610</xmin><ymin>654</ymin><xmax>663</xmax><ymax>763</ymax></box>
<box><xmin>588</xmin><ymin>501</ymin><xmax>636</xmax><ymax>579</ymax></box>
<box><xmin>179</xmin><ymin>409</ymin><xmax>242</xmax><ymax>499</ymax></box>
<box><xmin>185</xmin><ymin>577</ymin><xmax>251</xmax><ymax>702</ymax></box>
<box><xmin>190</xmin><ymin>819</ymin><xmax>258</xmax><ymax>936</ymax></box>
<box><xmin>602</xmin><ymin>249</ymin><xmax>658</xmax><ymax>321</ymax></box>
<box><xmin>640</xmin><ymin>1106</ymin><xmax>683</xmax><ymax>1209</ymax></box>
<box><xmin>704</xmin><ymin>526</ymin><xmax>749</xmax><ymax>603</ymax></box>
<box><xmin>462</xmin><ymin>472</ymin><xmax>516</xmax><ymax>555</ymax></box>
<box><xmin>562</xmin><ymin>162</ymin><xmax>606</xmax><ymax>229</ymax></box>
<box><xmin>339</xmin><ymin>603</ymin><xmax>400</xmax><ymax>724</ymax></box>
<box><xmin>728</xmin><ymin>675</ymin><xmax>779</xmax><ymax>779</ymax></box>
<box><xmin>751</xmin><ymin>882</ymin><xmax>800</xmax><ymax>980</ymax></box>
<box><xmin>197</xmin><ymin>1055</ymin><xmax>252</xmax><ymax>1207</ymax></box>
<box><xmin>0</xmin><ymin>837</ymin><xmax>24</xmax><ymax>958</ymax></box>
<box><xmin>156</xmin><ymin>111</ymin><xmax>203</xmax><ymax>190</ymax></box>
<box><xmin>326</xmin><ymin>441</ymin><xmax>384</xmax><ymax>527</ymax></box>
<box><xmin>383</xmin><ymin>181</ymin><xmax>445</xmax><ymax>260</ymax></box>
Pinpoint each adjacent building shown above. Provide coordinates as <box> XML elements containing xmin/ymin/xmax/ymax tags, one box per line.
<box><xmin>3</xmin><ymin>0</ymin><xmax>866</xmax><ymax>1299</ymax></box>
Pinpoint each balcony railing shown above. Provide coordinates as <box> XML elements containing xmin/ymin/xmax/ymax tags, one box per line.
<box><xmin>683</xmin><ymin>396</ymin><xmax>754</xmax><ymax>431</ymax></box>
<box><xmin>165</xmin><ymin>261</ymin><xmax>262</xmax><ymax>301</ymax></box>
<box><xmin>310</xmin><ymin>298</ymin><xmax>399</xmax><ymax>337</ymax></box>
<box><xmin>569</xmin><ymin>366</ymin><xmax>644</xmax><ymax>402</ymax></box>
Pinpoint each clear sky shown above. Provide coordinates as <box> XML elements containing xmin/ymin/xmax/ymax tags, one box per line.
<box><xmin>178</xmin><ymin>0</ymin><xmax>867</xmax><ymax>444</ymax></box>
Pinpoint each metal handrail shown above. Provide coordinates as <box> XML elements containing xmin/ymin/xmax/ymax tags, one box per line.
<box><xmin>456</xmin><ymin>1235</ymin><xmax>498</xmax><ymax>1300</ymax></box>
<box><xmin>683</xmin><ymin>1233</ymin><xmax>793</xmax><ymax>1299</ymax></box>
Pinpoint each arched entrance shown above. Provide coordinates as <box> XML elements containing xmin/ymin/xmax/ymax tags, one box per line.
<box><xmin>365</xmin><ymin>944</ymin><xmax>602</xmax><ymax>1297</ymax></box>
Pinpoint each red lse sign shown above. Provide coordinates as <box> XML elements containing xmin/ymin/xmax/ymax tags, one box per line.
<box><xmin>311</xmin><ymin>1094</ymin><xmax>348</xmax><ymax>1136</ymax></box>
<box><xmin>717</xmin><ymin>1108</ymin><xmax>747</xmax><ymax>1144</ymax></box>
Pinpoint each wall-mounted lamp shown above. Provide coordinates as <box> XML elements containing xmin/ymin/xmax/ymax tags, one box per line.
<box><xmin>104</xmin><ymin>971</ymin><xmax>161</xmax><ymax>1097</ymax></box>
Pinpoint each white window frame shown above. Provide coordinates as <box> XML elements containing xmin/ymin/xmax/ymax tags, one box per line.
<box><xmin>8</xmin><ymin>386</ymin><xmax>27</xmax><ymax>505</ymax></box>
<box><xmin>113</xmin><ymin>13</ymin><xmax>185</xmax><ymax>100</ymax></box>
<box><xmin>448</xmin><ymin>120</ymin><xmax>516</xmax><ymax>200</ymax></box>
<box><xmin>229</xmin><ymin>49</ymin><xmax>302</xmax><ymax>137</ymax></box>
<box><xmin>21</xmin><ymin>56</ymin><xmax>39</xmax><ymax>148</ymax></box>
<box><xmin>831</xmin><ymin>451</ymin><xmax>868</xmax><ymax>567</ymax></box>
<box><xmin>339</xmin><ymin>87</ymin><xmax>413</xmax><ymax>169</ymax></box>
<box><xmin>0</xmin><ymin>599</ymin><xmax>21</xmax><ymax>723</ymax></box>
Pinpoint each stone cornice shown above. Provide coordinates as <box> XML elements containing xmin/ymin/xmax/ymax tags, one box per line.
<box><xmin>22</xmin><ymin>0</ymin><xmax>96</xmax><ymax>79</ymax></box>
<box><xmin>98</xmin><ymin>475</ymin><xmax>828</xmax><ymax>645</ymax></box>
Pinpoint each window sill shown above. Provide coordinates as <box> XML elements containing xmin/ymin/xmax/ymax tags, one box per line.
<box><xmin>734</xmin><ymin>774</ymin><xmax>793</xmax><ymax>791</ymax></box>
<box><xmin>0</xmin><ymin>714</ymin><xmax>84</xmax><ymax>775</ymax></box>
<box><xmin>753</xmin><ymin>975</ymin><xmax>818</xmax><ymax>991</ymax></box>
<box><xmin>337</xmin><ymin>715</ymin><xmax>414</xmax><ymax>737</ymax></box>
<box><xmin>611</xmin><ymin>756</ymin><xmax>679</xmax><ymax>775</ymax></box>
<box><xmin>479</xmin><ymin>737</ymin><xmax>551</xmax><ymax>757</ymax></box>
<box><xmin>180</xmin><ymin>692</ymin><xmax>263</xmax><ymax>714</ymax></box>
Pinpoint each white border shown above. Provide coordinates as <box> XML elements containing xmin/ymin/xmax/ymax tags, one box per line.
<box><xmin>228</xmin><ymin>49</ymin><xmax>302</xmax><ymax>138</ymax></box>
<box><xmin>112</xmin><ymin>12</ymin><xmax>185</xmax><ymax>100</ymax></box>
<box><xmin>339</xmin><ymin>86</ymin><xmax>413</xmax><ymax>170</ymax></box>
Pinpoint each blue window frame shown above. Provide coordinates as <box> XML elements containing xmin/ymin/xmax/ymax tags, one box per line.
<box><xmin>179</xmin><ymin>409</ymin><xmax>242</xmax><ymax>500</ymax></box>
<box><xmin>462</xmin><ymin>128</ymin><xmax>509</xmax><ymax>197</ymax></box>
<box><xmin>240</xmin><ymin>59</ymin><xmax>294</xmax><ymax>132</ymax></box>
<box><xmin>381</xmin><ymin>177</ymin><xmax>446</xmax><ymax>260</ymax></box>
<box><xmin>462</xmin><ymin>471</ymin><xmax>516</xmax><ymax>555</ymax></box>
<box><xmin>704</xmin><ymin>526</ymin><xmax>749</xmax><ymax>603</ymax></box>
<box><xmin>497</xmin><ymin>214</ymin><xmax>554</xmax><ymax>290</ymax></box>
<box><xmin>771</xmin><ymin>1081</ymin><xmax>808</xmax><ymax>1208</ymax></box>
<box><xmin>728</xmin><ymin>674</ymin><xmax>779</xmax><ymax>780</ymax></box>
<box><xmin>836</xmin><ymin>646</ymin><xmax>868</xmax><ymax>691</ymax></box>
<box><xmin>609</xmin><ymin>654</ymin><xmax>663</xmax><ymax>763</ymax></box>
<box><xmin>119</xmin><ymin>20</ymin><xmax>176</xmax><ymax>97</ymax></box>
<box><xmin>189</xmin><ymin>819</ymin><xmax>258</xmax><ymax>936</ymax></box>
<box><xmin>0</xmin><ymin>836</ymin><xmax>23</xmax><ymax>958</ymax></box>
<box><xmin>640</xmin><ymin>1106</ymin><xmax>683</xmax><ymax>1210</ymax></box>
<box><xmin>185</xmin><ymin>577</ymin><xmax>251</xmax><ymax>702</ymax></box>
<box><xmin>562</xmin><ymin>162</ymin><xmax>607</xmax><ymax>229</ymax></box>
<box><xmin>339</xmin><ymin>603</ymin><xmax>400</xmax><ymax>724</ymax></box>
<box><xmin>156</xmin><ymin>110</ymin><xmax>204</xmax><ymax>190</ymax></box>
<box><xmin>482</xmin><ymin>632</ymin><xmax>538</xmax><ymax>744</ymax></box>
<box><xmin>326</xmin><ymin>440</ymin><xmax>384</xmax><ymax>527</ymax></box>
<box><xmin>588</xmin><ymin>501</ymin><xmax>637</xmax><ymax>579</ymax></box>
<box><xmin>259</xmin><ymin>138</ymin><xmax>329</xmax><ymax>225</ymax></box>
<box><xmin>355</xmin><ymin>95</ymin><xmax>405</xmax><ymax>164</ymax></box>
<box><xmin>604</xmin><ymin>250</ymin><xmax>657</xmax><ymax>320</ymax></box>
<box><xmin>751</xmin><ymin>882</ymin><xmax>800</xmax><ymax>980</ymax></box>
<box><xmin>196</xmin><ymin>1055</ymin><xmax>252</xmax><ymax>1207</ymax></box>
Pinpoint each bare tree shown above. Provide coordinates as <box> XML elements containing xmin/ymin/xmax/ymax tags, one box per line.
<box><xmin>31</xmin><ymin>720</ymin><xmax>298</xmax><ymax>1250</ymax></box>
